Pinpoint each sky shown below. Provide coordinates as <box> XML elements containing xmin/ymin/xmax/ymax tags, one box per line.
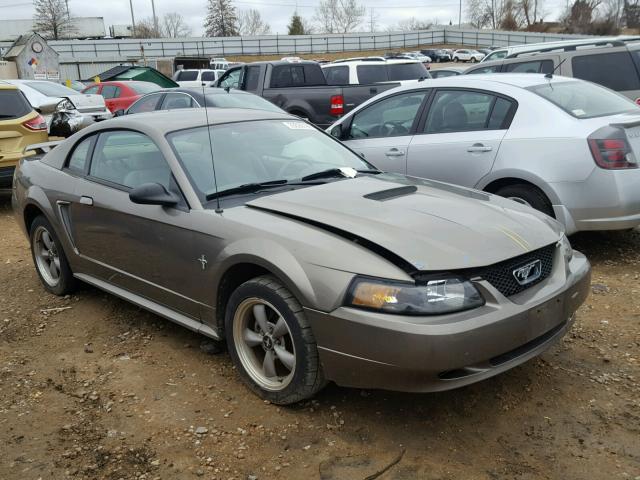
<box><xmin>0</xmin><ymin>0</ymin><xmax>568</xmax><ymax>36</ymax></box>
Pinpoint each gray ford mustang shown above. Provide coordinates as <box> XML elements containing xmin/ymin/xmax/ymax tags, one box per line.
<box><xmin>12</xmin><ymin>108</ymin><xmax>591</xmax><ymax>404</ymax></box>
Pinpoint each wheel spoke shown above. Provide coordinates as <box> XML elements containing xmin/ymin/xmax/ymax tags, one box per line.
<box><xmin>272</xmin><ymin>317</ymin><xmax>288</xmax><ymax>339</ymax></box>
<box><xmin>262</xmin><ymin>350</ymin><xmax>277</xmax><ymax>378</ymax></box>
<box><xmin>274</xmin><ymin>345</ymin><xmax>295</xmax><ymax>371</ymax></box>
<box><xmin>252</xmin><ymin>304</ymin><xmax>269</xmax><ymax>332</ymax></box>
<box><xmin>49</xmin><ymin>259</ymin><xmax>59</xmax><ymax>280</ymax></box>
<box><xmin>41</xmin><ymin>231</ymin><xmax>53</xmax><ymax>251</ymax></box>
<box><xmin>243</xmin><ymin>328</ymin><xmax>263</xmax><ymax>347</ymax></box>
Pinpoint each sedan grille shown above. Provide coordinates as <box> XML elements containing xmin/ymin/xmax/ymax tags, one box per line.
<box><xmin>472</xmin><ymin>244</ymin><xmax>556</xmax><ymax>297</ymax></box>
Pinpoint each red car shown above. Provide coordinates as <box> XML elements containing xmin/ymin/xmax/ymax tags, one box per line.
<box><xmin>82</xmin><ymin>81</ymin><xmax>161</xmax><ymax>113</ymax></box>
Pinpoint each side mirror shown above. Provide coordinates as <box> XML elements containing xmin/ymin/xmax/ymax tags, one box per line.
<box><xmin>113</xmin><ymin>109</ymin><xmax>126</xmax><ymax>117</ymax></box>
<box><xmin>329</xmin><ymin>124</ymin><xmax>343</xmax><ymax>139</ymax></box>
<box><xmin>129</xmin><ymin>183</ymin><xmax>179</xmax><ymax>207</ymax></box>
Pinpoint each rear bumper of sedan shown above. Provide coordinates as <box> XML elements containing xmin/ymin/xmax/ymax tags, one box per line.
<box><xmin>306</xmin><ymin>251</ymin><xmax>590</xmax><ymax>393</ymax></box>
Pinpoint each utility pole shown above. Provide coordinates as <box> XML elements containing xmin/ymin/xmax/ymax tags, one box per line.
<box><xmin>150</xmin><ymin>0</ymin><xmax>159</xmax><ymax>35</ymax></box>
<box><xmin>129</xmin><ymin>0</ymin><xmax>137</xmax><ymax>37</ymax></box>
<box><xmin>64</xmin><ymin>0</ymin><xmax>70</xmax><ymax>18</ymax></box>
<box><xmin>458</xmin><ymin>0</ymin><xmax>462</xmax><ymax>26</ymax></box>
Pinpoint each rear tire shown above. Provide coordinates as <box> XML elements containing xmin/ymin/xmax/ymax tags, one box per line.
<box><xmin>29</xmin><ymin>215</ymin><xmax>77</xmax><ymax>295</ymax></box>
<box><xmin>454</xmin><ymin>57</ymin><xmax>459</xmax><ymax>62</ymax></box>
<box><xmin>494</xmin><ymin>184</ymin><xmax>554</xmax><ymax>218</ymax></box>
<box><xmin>471</xmin><ymin>57</ymin><xmax>477</xmax><ymax>63</ymax></box>
<box><xmin>225</xmin><ymin>275</ymin><xmax>326</xmax><ymax>405</ymax></box>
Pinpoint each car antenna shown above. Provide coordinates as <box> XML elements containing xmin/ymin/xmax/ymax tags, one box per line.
<box><xmin>545</xmin><ymin>58</ymin><xmax>567</xmax><ymax>79</ymax></box>
<box><xmin>202</xmin><ymin>81</ymin><xmax>223</xmax><ymax>214</ymax></box>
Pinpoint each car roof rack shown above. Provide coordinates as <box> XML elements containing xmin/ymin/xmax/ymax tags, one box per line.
<box><xmin>507</xmin><ymin>36</ymin><xmax>640</xmax><ymax>58</ymax></box>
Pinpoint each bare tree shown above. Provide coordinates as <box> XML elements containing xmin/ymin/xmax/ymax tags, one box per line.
<box><xmin>33</xmin><ymin>0</ymin><xmax>75</xmax><ymax>40</ymax></box>
<box><xmin>601</xmin><ymin>0</ymin><xmax>625</xmax><ymax>26</ymax></box>
<box><xmin>562</xmin><ymin>0</ymin><xmax>602</xmax><ymax>32</ymax></box>
<box><xmin>238</xmin><ymin>9</ymin><xmax>271</xmax><ymax>35</ymax></box>
<box><xmin>162</xmin><ymin>12</ymin><xmax>192</xmax><ymax>38</ymax></box>
<box><xmin>133</xmin><ymin>17</ymin><xmax>162</xmax><ymax>38</ymax></box>
<box><xmin>466</xmin><ymin>0</ymin><xmax>492</xmax><ymax>28</ymax></box>
<box><xmin>520</xmin><ymin>0</ymin><xmax>545</xmax><ymax>26</ymax></box>
<box><xmin>314</xmin><ymin>0</ymin><xmax>366</xmax><ymax>33</ymax></box>
<box><xmin>390</xmin><ymin>17</ymin><xmax>433</xmax><ymax>31</ymax></box>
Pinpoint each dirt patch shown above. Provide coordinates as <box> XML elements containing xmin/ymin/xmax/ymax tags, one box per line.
<box><xmin>1</xmin><ymin>195</ymin><xmax>639</xmax><ymax>480</ymax></box>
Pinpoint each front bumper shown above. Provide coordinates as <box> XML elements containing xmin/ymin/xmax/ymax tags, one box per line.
<box><xmin>306</xmin><ymin>250</ymin><xmax>590</xmax><ymax>392</ymax></box>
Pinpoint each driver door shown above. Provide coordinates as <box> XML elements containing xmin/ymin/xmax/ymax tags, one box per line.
<box><xmin>341</xmin><ymin>90</ymin><xmax>429</xmax><ymax>173</ymax></box>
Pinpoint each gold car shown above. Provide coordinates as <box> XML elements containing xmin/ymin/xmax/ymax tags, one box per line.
<box><xmin>0</xmin><ymin>82</ymin><xmax>48</xmax><ymax>189</ymax></box>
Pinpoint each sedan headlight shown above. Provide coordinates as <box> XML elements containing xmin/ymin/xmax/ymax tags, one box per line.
<box><xmin>56</xmin><ymin>99</ymin><xmax>75</xmax><ymax>112</ymax></box>
<box><xmin>559</xmin><ymin>234</ymin><xmax>573</xmax><ymax>262</ymax></box>
<box><xmin>345</xmin><ymin>276</ymin><xmax>484</xmax><ymax>315</ymax></box>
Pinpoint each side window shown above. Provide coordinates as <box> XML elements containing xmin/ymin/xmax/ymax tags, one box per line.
<box><xmin>200</xmin><ymin>71</ymin><xmax>214</xmax><ymax>82</ymax></box>
<box><xmin>356</xmin><ymin>65</ymin><xmax>389</xmax><ymax>84</ymax></box>
<box><xmin>291</xmin><ymin>66</ymin><xmax>305</xmax><ymax>86</ymax></box>
<box><xmin>90</xmin><ymin>131</ymin><xmax>171</xmax><ymax>189</ymax></box>
<box><xmin>218</xmin><ymin>68</ymin><xmax>242</xmax><ymax>89</ymax></box>
<box><xmin>572</xmin><ymin>52</ymin><xmax>640</xmax><ymax>91</ymax></box>
<box><xmin>505</xmin><ymin>59</ymin><xmax>554</xmax><ymax>74</ymax></box>
<box><xmin>84</xmin><ymin>85</ymin><xmax>100</xmax><ymax>94</ymax></box>
<box><xmin>161</xmin><ymin>93</ymin><xmax>195</xmax><ymax>110</ymax></box>
<box><xmin>423</xmin><ymin>90</ymin><xmax>495</xmax><ymax>133</ymax></box>
<box><xmin>302</xmin><ymin>65</ymin><xmax>326</xmax><ymax>85</ymax></box>
<box><xmin>177</xmin><ymin>71</ymin><xmax>198</xmax><ymax>81</ymax></box>
<box><xmin>349</xmin><ymin>91</ymin><xmax>427</xmax><ymax>139</ymax></box>
<box><xmin>101</xmin><ymin>85</ymin><xmax>120</xmax><ymax>99</ymax></box>
<box><xmin>485</xmin><ymin>51</ymin><xmax>507</xmax><ymax>62</ymax></box>
<box><xmin>487</xmin><ymin>97</ymin><xmax>514</xmax><ymax>129</ymax></box>
<box><xmin>271</xmin><ymin>66</ymin><xmax>292</xmax><ymax>88</ymax></box>
<box><xmin>127</xmin><ymin>93</ymin><xmax>163</xmax><ymax>114</ymax></box>
<box><xmin>66</xmin><ymin>136</ymin><xmax>95</xmax><ymax>174</ymax></box>
<box><xmin>324</xmin><ymin>66</ymin><xmax>349</xmax><ymax>85</ymax></box>
<box><xmin>244</xmin><ymin>66</ymin><xmax>261</xmax><ymax>91</ymax></box>
<box><xmin>466</xmin><ymin>65</ymin><xmax>501</xmax><ymax>74</ymax></box>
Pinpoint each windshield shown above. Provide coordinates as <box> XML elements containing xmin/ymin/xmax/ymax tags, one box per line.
<box><xmin>387</xmin><ymin>63</ymin><xmax>429</xmax><ymax>81</ymax></box>
<box><xmin>527</xmin><ymin>81</ymin><xmax>639</xmax><ymax>118</ymax></box>
<box><xmin>206</xmin><ymin>93</ymin><xmax>283</xmax><ymax>112</ymax></box>
<box><xmin>26</xmin><ymin>81</ymin><xmax>77</xmax><ymax>97</ymax></box>
<box><xmin>129</xmin><ymin>82</ymin><xmax>161</xmax><ymax>94</ymax></box>
<box><xmin>168</xmin><ymin>119</ymin><xmax>372</xmax><ymax>202</ymax></box>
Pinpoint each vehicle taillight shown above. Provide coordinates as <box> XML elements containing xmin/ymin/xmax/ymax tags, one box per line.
<box><xmin>330</xmin><ymin>95</ymin><xmax>344</xmax><ymax>116</ymax></box>
<box><xmin>588</xmin><ymin>127</ymin><xmax>638</xmax><ymax>169</ymax></box>
<box><xmin>23</xmin><ymin>114</ymin><xmax>47</xmax><ymax>131</ymax></box>
<box><xmin>635</xmin><ymin>98</ymin><xmax>640</xmax><ymax>106</ymax></box>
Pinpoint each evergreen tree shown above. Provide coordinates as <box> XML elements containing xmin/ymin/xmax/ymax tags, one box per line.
<box><xmin>204</xmin><ymin>0</ymin><xmax>239</xmax><ymax>37</ymax></box>
<box><xmin>288</xmin><ymin>11</ymin><xmax>306</xmax><ymax>34</ymax></box>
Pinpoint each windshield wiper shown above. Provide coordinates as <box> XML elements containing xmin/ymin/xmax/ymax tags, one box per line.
<box><xmin>301</xmin><ymin>168</ymin><xmax>381</xmax><ymax>182</ymax></box>
<box><xmin>206</xmin><ymin>179</ymin><xmax>289</xmax><ymax>200</ymax></box>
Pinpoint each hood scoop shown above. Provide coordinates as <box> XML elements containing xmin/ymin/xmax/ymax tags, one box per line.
<box><xmin>363</xmin><ymin>185</ymin><xmax>417</xmax><ymax>201</ymax></box>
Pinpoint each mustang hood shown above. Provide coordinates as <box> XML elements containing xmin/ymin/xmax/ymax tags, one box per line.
<box><xmin>247</xmin><ymin>174</ymin><xmax>561</xmax><ymax>272</ymax></box>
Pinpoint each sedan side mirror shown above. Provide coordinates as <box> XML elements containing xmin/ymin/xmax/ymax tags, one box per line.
<box><xmin>129</xmin><ymin>183</ymin><xmax>179</xmax><ymax>207</ymax></box>
<box><xmin>329</xmin><ymin>124</ymin><xmax>343</xmax><ymax>139</ymax></box>
<box><xmin>113</xmin><ymin>109</ymin><xmax>126</xmax><ymax>117</ymax></box>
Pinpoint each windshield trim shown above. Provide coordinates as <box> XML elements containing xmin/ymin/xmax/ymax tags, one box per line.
<box><xmin>525</xmin><ymin>81</ymin><xmax>639</xmax><ymax>119</ymax></box>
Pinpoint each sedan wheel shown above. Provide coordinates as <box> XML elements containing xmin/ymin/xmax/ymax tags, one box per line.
<box><xmin>30</xmin><ymin>215</ymin><xmax>77</xmax><ymax>295</ymax></box>
<box><xmin>225</xmin><ymin>275</ymin><xmax>326</xmax><ymax>404</ymax></box>
<box><xmin>471</xmin><ymin>57</ymin><xmax>477</xmax><ymax>63</ymax></box>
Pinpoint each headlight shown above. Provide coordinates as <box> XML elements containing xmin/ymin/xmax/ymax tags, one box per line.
<box><xmin>56</xmin><ymin>99</ymin><xmax>75</xmax><ymax>112</ymax></box>
<box><xmin>345</xmin><ymin>276</ymin><xmax>484</xmax><ymax>315</ymax></box>
<box><xmin>559</xmin><ymin>234</ymin><xmax>573</xmax><ymax>262</ymax></box>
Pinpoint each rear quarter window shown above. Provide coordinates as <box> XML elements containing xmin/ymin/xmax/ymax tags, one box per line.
<box><xmin>572</xmin><ymin>52</ymin><xmax>640</xmax><ymax>91</ymax></box>
<box><xmin>356</xmin><ymin>65</ymin><xmax>389</xmax><ymax>83</ymax></box>
<box><xmin>324</xmin><ymin>66</ymin><xmax>349</xmax><ymax>85</ymax></box>
<box><xmin>0</xmin><ymin>90</ymin><xmax>33</xmax><ymax>119</ymax></box>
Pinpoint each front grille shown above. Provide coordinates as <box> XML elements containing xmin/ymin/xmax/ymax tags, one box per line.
<box><xmin>472</xmin><ymin>244</ymin><xmax>556</xmax><ymax>297</ymax></box>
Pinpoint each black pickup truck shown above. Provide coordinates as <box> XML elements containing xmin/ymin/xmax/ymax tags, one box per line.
<box><xmin>214</xmin><ymin>61</ymin><xmax>400</xmax><ymax>128</ymax></box>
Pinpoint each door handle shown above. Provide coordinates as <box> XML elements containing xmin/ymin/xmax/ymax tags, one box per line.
<box><xmin>467</xmin><ymin>143</ymin><xmax>492</xmax><ymax>153</ymax></box>
<box><xmin>385</xmin><ymin>148</ymin><xmax>406</xmax><ymax>157</ymax></box>
<box><xmin>79</xmin><ymin>196</ymin><xmax>94</xmax><ymax>206</ymax></box>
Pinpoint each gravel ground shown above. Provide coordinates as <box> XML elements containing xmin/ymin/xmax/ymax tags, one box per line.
<box><xmin>0</xmin><ymin>194</ymin><xmax>639</xmax><ymax>480</ymax></box>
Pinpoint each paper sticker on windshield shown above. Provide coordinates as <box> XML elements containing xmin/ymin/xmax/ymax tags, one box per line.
<box><xmin>572</xmin><ymin>109</ymin><xmax>586</xmax><ymax>117</ymax></box>
<box><xmin>283</xmin><ymin>121</ymin><xmax>314</xmax><ymax>130</ymax></box>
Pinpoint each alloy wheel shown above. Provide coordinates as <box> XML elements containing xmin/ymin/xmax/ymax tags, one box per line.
<box><xmin>33</xmin><ymin>225</ymin><xmax>61</xmax><ymax>287</ymax></box>
<box><xmin>232</xmin><ymin>298</ymin><xmax>296</xmax><ymax>391</ymax></box>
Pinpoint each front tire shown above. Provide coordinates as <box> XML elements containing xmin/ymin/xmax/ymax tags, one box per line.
<box><xmin>29</xmin><ymin>215</ymin><xmax>77</xmax><ymax>295</ymax></box>
<box><xmin>494</xmin><ymin>184</ymin><xmax>554</xmax><ymax>218</ymax></box>
<box><xmin>454</xmin><ymin>57</ymin><xmax>459</xmax><ymax>62</ymax></box>
<box><xmin>471</xmin><ymin>57</ymin><xmax>477</xmax><ymax>63</ymax></box>
<box><xmin>225</xmin><ymin>275</ymin><xmax>326</xmax><ymax>405</ymax></box>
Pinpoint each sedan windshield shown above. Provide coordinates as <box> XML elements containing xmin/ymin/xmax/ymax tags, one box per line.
<box><xmin>26</xmin><ymin>81</ymin><xmax>78</xmax><ymax>97</ymax></box>
<box><xmin>168</xmin><ymin>119</ymin><xmax>373</xmax><ymax>202</ymax></box>
<box><xmin>526</xmin><ymin>81</ymin><xmax>639</xmax><ymax>118</ymax></box>
<box><xmin>206</xmin><ymin>93</ymin><xmax>283</xmax><ymax>113</ymax></box>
